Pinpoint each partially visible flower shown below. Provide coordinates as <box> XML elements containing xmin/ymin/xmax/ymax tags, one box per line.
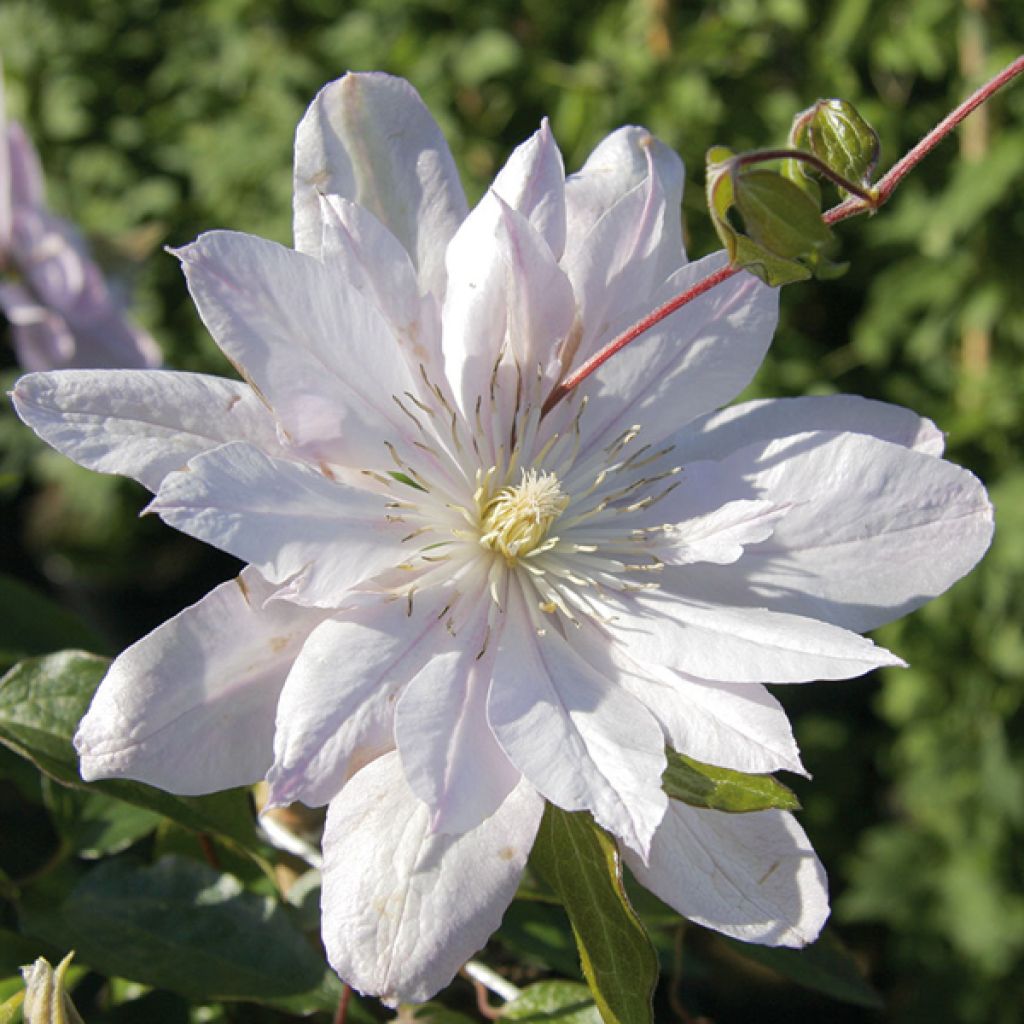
<box><xmin>0</xmin><ymin>74</ymin><xmax>160</xmax><ymax>371</ymax></box>
<box><xmin>20</xmin><ymin>952</ymin><xmax>85</xmax><ymax>1024</ymax></box>
<box><xmin>11</xmin><ymin>73</ymin><xmax>993</xmax><ymax>1004</ymax></box>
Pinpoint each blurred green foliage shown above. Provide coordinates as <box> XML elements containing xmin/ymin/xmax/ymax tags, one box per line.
<box><xmin>1</xmin><ymin>0</ymin><xmax>1023</xmax><ymax>1021</ymax></box>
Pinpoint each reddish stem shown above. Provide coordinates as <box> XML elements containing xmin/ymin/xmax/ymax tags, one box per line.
<box><xmin>543</xmin><ymin>53</ymin><xmax>1024</xmax><ymax>414</ymax></box>
<box><xmin>826</xmin><ymin>53</ymin><xmax>1024</xmax><ymax>225</ymax></box>
<box><xmin>540</xmin><ymin>264</ymin><xmax>738</xmax><ymax>416</ymax></box>
<box><xmin>197</xmin><ymin>833</ymin><xmax>221</xmax><ymax>870</ymax></box>
<box><xmin>333</xmin><ymin>984</ymin><xmax>351</xmax><ymax>1024</ymax></box>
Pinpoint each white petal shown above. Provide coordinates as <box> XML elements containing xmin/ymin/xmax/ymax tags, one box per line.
<box><xmin>148</xmin><ymin>442</ymin><xmax>403</xmax><ymax>607</ymax></box>
<box><xmin>318</xmin><ymin>195</ymin><xmax>436</xmax><ymax>361</ymax></box>
<box><xmin>563</xmin><ymin>154</ymin><xmax>681</xmax><ymax>375</ymax></box>
<box><xmin>175</xmin><ymin>230</ymin><xmax>418</xmax><ymax>468</ymax></box>
<box><xmin>267</xmin><ymin>591</ymin><xmax>452</xmax><ymax>807</ymax></box>
<box><xmin>602</xmin><ymin>590</ymin><xmax>903</xmax><ymax>684</ymax></box>
<box><xmin>565</xmin><ymin>125</ymin><xmax>684</xmax><ymax>272</ymax></box>
<box><xmin>672</xmin><ymin>394</ymin><xmax>946</xmax><ymax>463</ymax></box>
<box><xmin>670</xmin><ymin>430</ymin><xmax>995</xmax><ymax>632</ymax></box>
<box><xmin>11</xmin><ymin>369</ymin><xmax>286</xmax><ymax>492</ymax></box>
<box><xmin>570</xmin><ymin>618</ymin><xmax>805</xmax><ymax>776</ymax></box>
<box><xmin>576</xmin><ymin>253</ymin><xmax>778</xmax><ymax>456</ymax></box>
<box><xmin>442</xmin><ymin>192</ymin><xmax>575</xmax><ymax>429</ymax></box>
<box><xmin>73</xmin><ymin>570</ymin><xmax>324</xmax><ymax>794</ymax></box>
<box><xmin>492</xmin><ymin>120</ymin><xmax>566</xmax><ymax>259</ymax></box>
<box><xmin>293</xmin><ymin>72</ymin><xmax>468</xmax><ymax>298</ymax></box>
<box><xmin>395</xmin><ymin>620</ymin><xmax>520</xmax><ymax>835</ymax></box>
<box><xmin>321</xmin><ymin>753</ymin><xmax>543</xmax><ymax>1004</ymax></box>
<box><xmin>488</xmin><ymin>582</ymin><xmax>667</xmax><ymax>857</ymax></box>
<box><xmin>623</xmin><ymin>804</ymin><xmax>829</xmax><ymax>947</ymax></box>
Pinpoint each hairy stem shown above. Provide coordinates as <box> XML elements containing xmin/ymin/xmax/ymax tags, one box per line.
<box><xmin>543</xmin><ymin>53</ymin><xmax>1024</xmax><ymax>414</ymax></box>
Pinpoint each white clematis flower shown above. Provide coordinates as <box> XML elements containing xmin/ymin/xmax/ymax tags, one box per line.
<box><xmin>11</xmin><ymin>73</ymin><xmax>992</xmax><ymax>1005</ymax></box>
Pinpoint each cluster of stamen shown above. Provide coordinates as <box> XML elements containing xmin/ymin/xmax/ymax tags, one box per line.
<box><xmin>478</xmin><ymin>468</ymin><xmax>570</xmax><ymax>563</ymax></box>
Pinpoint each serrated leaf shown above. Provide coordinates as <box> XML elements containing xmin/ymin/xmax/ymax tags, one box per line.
<box><xmin>722</xmin><ymin>929</ymin><xmax>884</xmax><ymax>1010</ymax></box>
<box><xmin>0</xmin><ymin>653</ymin><xmax>263</xmax><ymax>855</ymax></box>
<box><xmin>662</xmin><ymin>750</ymin><xmax>800</xmax><ymax>813</ymax></box>
<box><xmin>19</xmin><ymin>856</ymin><xmax>324</xmax><ymax>1001</ymax></box>
<box><xmin>502</xmin><ymin>981</ymin><xmax>602</xmax><ymax>1022</ymax></box>
<box><xmin>529</xmin><ymin>806</ymin><xmax>657</xmax><ymax>1024</ymax></box>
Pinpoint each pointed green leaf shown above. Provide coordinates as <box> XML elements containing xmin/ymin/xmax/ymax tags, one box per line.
<box><xmin>529</xmin><ymin>806</ymin><xmax>657</xmax><ymax>1024</ymax></box>
<box><xmin>662</xmin><ymin>750</ymin><xmax>800</xmax><ymax>813</ymax></box>
<box><xmin>503</xmin><ymin>981</ymin><xmax>602</xmax><ymax>1022</ymax></box>
<box><xmin>733</xmin><ymin>170</ymin><xmax>838</xmax><ymax>262</ymax></box>
<box><xmin>807</xmin><ymin>99</ymin><xmax>880</xmax><ymax>191</ymax></box>
<box><xmin>0</xmin><ymin>653</ymin><xmax>263</xmax><ymax>854</ymax></box>
<box><xmin>19</xmin><ymin>856</ymin><xmax>324</xmax><ymax>1001</ymax></box>
<box><xmin>722</xmin><ymin>929</ymin><xmax>884</xmax><ymax>1009</ymax></box>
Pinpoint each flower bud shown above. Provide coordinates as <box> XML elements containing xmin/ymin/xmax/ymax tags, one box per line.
<box><xmin>19</xmin><ymin>952</ymin><xmax>85</xmax><ymax>1024</ymax></box>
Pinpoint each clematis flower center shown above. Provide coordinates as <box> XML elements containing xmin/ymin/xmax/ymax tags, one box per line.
<box><xmin>478</xmin><ymin>468</ymin><xmax>570</xmax><ymax>564</ymax></box>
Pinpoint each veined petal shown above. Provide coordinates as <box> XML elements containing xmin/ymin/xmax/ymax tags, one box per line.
<box><xmin>11</xmin><ymin>369</ymin><xmax>287</xmax><ymax>492</ymax></box>
<box><xmin>623</xmin><ymin>804</ymin><xmax>829</xmax><ymax>947</ymax></box>
<box><xmin>671</xmin><ymin>394</ymin><xmax>946</xmax><ymax>463</ymax></box>
<box><xmin>321</xmin><ymin>752</ymin><xmax>543</xmax><ymax>1005</ymax></box>
<box><xmin>576</xmin><ymin>252</ymin><xmax>778</xmax><ymax>456</ymax></box>
<box><xmin>441</xmin><ymin>192</ymin><xmax>574</xmax><ymax>432</ymax></box>
<box><xmin>602</xmin><ymin>590</ymin><xmax>903</xmax><ymax>684</ymax></box>
<box><xmin>492</xmin><ymin>119</ymin><xmax>567</xmax><ymax>260</ymax></box>
<box><xmin>564</xmin><ymin>125</ymin><xmax>684</xmax><ymax>273</ymax></box>
<box><xmin>319</xmin><ymin>195</ymin><xmax>439</xmax><ymax>366</ymax></box>
<box><xmin>267</xmin><ymin>590</ymin><xmax>453</xmax><ymax>808</ymax></box>
<box><xmin>74</xmin><ymin>569</ymin><xmax>325</xmax><ymax>794</ymax></box>
<box><xmin>488</xmin><ymin>581</ymin><xmax>667</xmax><ymax>858</ymax></box>
<box><xmin>175</xmin><ymin>230</ymin><xmax>418</xmax><ymax>468</ymax></box>
<box><xmin>293</xmin><ymin>72</ymin><xmax>468</xmax><ymax>298</ymax></box>
<box><xmin>570</xmin><ymin>618</ymin><xmax>805</xmax><ymax>775</ymax></box>
<box><xmin>667</xmin><ymin>430</ymin><xmax>994</xmax><ymax>632</ymax></box>
<box><xmin>148</xmin><ymin>442</ymin><xmax>404</xmax><ymax>608</ymax></box>
<box><xmin>395</xmin><ymin>611</ymin><xmax>520</xmax><ymax>835</ymax></box>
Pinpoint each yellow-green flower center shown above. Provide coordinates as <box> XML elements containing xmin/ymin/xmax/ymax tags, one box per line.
<box><xmin>479</xmin><ymin>469</ymin><xmax>570</xmax><ymax>563</ymax></box>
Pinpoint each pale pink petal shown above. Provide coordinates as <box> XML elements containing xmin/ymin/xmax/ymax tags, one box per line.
<box><xmin>668</xmin><ymin>430</ymin><xmax>995</xmax><ymax>632</ymax></box>
<box><xmin>293</xmin><ymin>72</ymin><xmax>468</xmax><ymax>298</ymax></box>
<box><xmin>442</xmin><ymin>192</ymin><xmax>574</xmax><ymax>431</ymax></box>
<box><xmin>601</xmin><ymin>589</ymin><xmax>903</xmax><ymax>684</ymax></box>
<box><xmin>672</xmin><ymin>394</ymin><xmax>946</xmax><ymax>463</ymax></box>
<box><xmin>148</xmin><ymin>442</ymin><xmax>404</xmax><ymax>608</ymax></box>
<box><xmin>564</xmin><ymin>125</ymin><xmax>684</xmax><ymax>272</ymax></box>
<box><xmin>267</xmin><ymin>591</ymin><xmax>453</xmax><ymax>807</ymax></box>
<box><xmin>318</xmin><ymin>194</ymin><xmax>442</xmax><ymax>374</ymax></box>
<box><xmin>175</xmin><ymin>230</ymin><xmax>418</xmax><ymax>468</ymax></box>
<box><xmin>623</xmin><ymin>804</ymin><xmax>829</xmax><ymax>947</ymax></box>
<box><xmin>575</xmin><ymin>252</ymin><xmax>778</xmax><ymax>456</ymax></box>
<box><xmin>395</xmin><ymin>616</ymin><xmax>520</xmax><ymax>835</ymax></box>
<box><xmin>73</xmin><ymin>569</ymin><xmax>325</xmax><ymax>794</ymax></box>
<box><xmin>12</xmin><ymin>369</ymin><xmax>287</xmax><ymax>491</ymax></box>
<box><xmin>492</xmin><ymin>120</ymin><xmax>566</xmax><ymax>259</ymax></box>
<box><xmin>6</xmin><ymin>121</ymin><xmax>44</xmax><ymax>209</ymax></box>
<box><xmin>488</xmin><ymin>582</ymin><xmax>667</xmax><ymax>858</ymax></box>
<box><xmin>321</xmin><ymin>753</ymin><xmax>543</xmax><ymax>1004</ymax></box>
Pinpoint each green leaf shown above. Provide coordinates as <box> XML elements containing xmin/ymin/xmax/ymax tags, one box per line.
<box><xmin>0</xmin><ymin>653</ymin><xmax>263</xmax><ymax>855</ymax></box>
<box><xmin>0</xmin><ymin>989</ymin><xmax>24</xmax><ymax>1024</ymax></box>
<box><xmin>529</xmin><ymin>806</ymin><xmax>657</xmax><ymax>1024</ymax></box>
<box><xmin>502</xmin><ymin>981</ymin><xmax>602</xmax><ymax>1022</ymax></box>
<box><xmin>41</xmin><ymin>778</ymin><xmax>163</xmax><ymax>859</ymax></box>
<box><xmin>705</xmin><ymin>148</ymin><xmax>846</xmax><ymax>286</ymax></box>
<box><xmin>722</xmin><ymin>929</ymin><xmax>884</xmax><ymax>1010</ymax></box>
<box><xmin>806</xmin><ymin>99</ymin><xmax>880</xmax><ymax>191</ymax></box>
<box><xmin>662</xmin><ymin>750</ymin><xmax>800</xmax><ymax>813</ymax></box>
<box><xmin>498</xmin><ymin>900</ymin><xmax>583</xmax><ymax>979</ymax></box>
<box><xmin>19</xmin><ymin>856</ymin><xmax>326</xmax><ymax>1001</ymax></box>
<box><xmin>0</xmin><ymin>574</ymin><xmax>106</xmax><ymax>672</ymax></box>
